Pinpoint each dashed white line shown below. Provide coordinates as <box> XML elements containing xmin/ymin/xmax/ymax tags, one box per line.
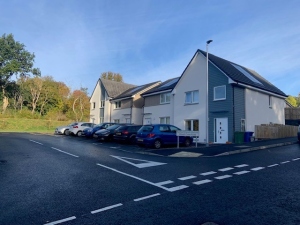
<box><xmin>51</xmin><ymin>147</ymin><xmax>79</xmax><ymax>158</ymax></box>
<box><xmin>235</xmin><ymin>164</ymin><xmax>248</xmax><ymax>168</ymax></box>
<box><xmin>193</xmin><ymin>179</ymin><xmax>212</xmax><ymax>185</ymax></box>
<box><xmin>178</xmin><ymin>175</ymin><xmax>197</xmax><ymax>181</ymax></box>
<box><xmin>134</xmin><ymin>193</ymin><xmax>161</xmax><ymax>202</ymax></box>
<box><xmin>251</xmin><ymin>167</ymin><xmax>264</xmax><ymax>171</ymax></box>
<box><xmin>44</xmin><ymin>216</ymin><xmax>76</xmax><ymax>225</ymax></box>
<box><xmin>219</xmin><ymin>167</ymin><xmax>234</xmax><ymax>172</ymax></box>
<box><xmin>167</xmin><ymin>185</ymin><xmax>189</xmax><ymax>192</ymax></box>
<box><xmin>280</xmin><ymin>161</ymin><xmax>290</xmax><ymax>164</ymax></box>
<box><xmin>155</xmin><ymin>180</ymin><xmax>174</xmax><ymax>186</ymax></box>
<box><xmin>200</xmin><ymin>171</ymin><xmax>217</xmax><ymax>176</ymax></box>
<box><xmin>29</xmin><ymin>140</ymin><xmax>43</xmax><ymax>145</ymax></box>
<box><xmin>215</xmin><ymin>175</ymin><xmax>232</xmax><ymax>180</ymax></box>
<box><xmin>91</xmin><ymin>203</ymin><xmax>123</xmax><ymax>214</ymax></box>
<box><xmin>292</xmin><ymin>158</ymin><xmax>300</xmax><ymax>161</ymax></box>
<box><xmin>268</xmin><ymin>164</ymin><xmax>279</xmax><ymax>168</ymax></box>
<box><xmin>233</xmin><ymin>171</ymin><xmax>250</xmax><ymax>175</ymax></box>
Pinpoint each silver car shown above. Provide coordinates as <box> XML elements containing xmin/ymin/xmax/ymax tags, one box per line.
<box><xmin>54</xmin><ymin>122</ymin><xmax>77</xmax><ymax>135</ymax></box>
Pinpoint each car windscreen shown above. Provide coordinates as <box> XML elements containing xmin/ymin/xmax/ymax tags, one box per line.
<box><xmin>107</xmin><ymin>125</ymin><xmax>120</xmax><ymax>130</ymax></box>
<box><xmin>139</xmin><ymin>125</ymin><xmax>153</xmax><ymax>132</ymax></box>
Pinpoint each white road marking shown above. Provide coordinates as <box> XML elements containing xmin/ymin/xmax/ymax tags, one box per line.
<box><xmin>233</xmin><ymin>171</ymin><xmax>250</xmax><ymax>175</ymax></box>
<box><xmin>268</xmin><ymin>164</ymin><xmax>279</xmax><ymax>167</ymax></box>
<box><xmin>235</xmin><ymin>164</ymin><xmax>248</xmax><ymax>168</ymax></box>
<box><xmin>51</xmin><ymin>147</ymin><xmax>79</xmax><ymax>158</ymax></box>
<box><xmin>154</xmin><ymin>180</ymin><xmax>174</xmax><ymax>186</ymax></box>
<box><xmin>251</xmin><ymin>167</ymin><xmax>264</xmax><ymax>171</ymax></box>
<box><xmin>91</xmin><ymin>203</ymin><xmax>123</xmax><ymax>214</ymax></box>
<box><xmin>167</xmin><ymin>185</ymin><xmax>189</xmax><ymax>192</ymax></box>
<box><xmin>200</xmin><ymin>171</ymin><xmax>217</xmax><ymax>176</ymax></box>
<box><xmin>44</xmin><ymin>216</ymin><xmax>76</xmax><ymax>225</ymax></box>
<box><xmin>292</xmin><ymin>158</ymin><xmax>300</xmax><ymax>161</ymax></box>
<box><xmin>215</xmin><ymin>175</ymin><xmax>232</xmax><ymax>180</ymax></box>
<box><xmin>97</xmin><ymin>163</ymin><xmax>186</xmax><ymax>192</ymax></box>
<box><xmin>134</xmin><ymin>193</ymin><xmax>161</xmax><ymax>202</ymax></box>
<box><xmin>219</xmin><ymin>167</ymin><xmax>234</xmax><ymax>172</ymax></box>
<box><xmin>280</xmin><ymin>161</ymin><xmax>290</xmax><ymax>164</ymax></box>
<box><xmin>178</xmin><ymin>175</ymin><xmax>197</xmax><ymax>181</ymax></box>
<box><xmin>193</xmin><ymin>179</ymin><xmax>212</xmax><ymax>185</ymax></box>
<box><xmin>29</xmin><ymin>140</ymin><xmax>43</xmax><ymax>145</ymax></box>
<box><xmin>110</xmin><ymin>147</ymin><xmax>118</xmax><ymax>149</ymax></box>
<box><xmin>111</xmin><ymin>155</ymin><xmax>166</xmax><ymax>168</ymax></box>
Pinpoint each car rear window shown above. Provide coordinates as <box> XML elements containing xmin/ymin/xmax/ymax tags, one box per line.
<box><xmin>107</xmin><ymin>125</ymin><xmax>120</xmax><ymax>130</ymax></box>
<box><xmin>140</xmin><ymin>125</ymin><xmax>153</xmax><ymax>132</ymax></box>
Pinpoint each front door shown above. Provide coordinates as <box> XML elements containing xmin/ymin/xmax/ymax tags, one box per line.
<box><xmin>215</xmin><ymin>118</ymin><xmax>228</xmax><ymax>143</ymax></box>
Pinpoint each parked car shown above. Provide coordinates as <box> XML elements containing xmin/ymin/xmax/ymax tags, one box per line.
<box><xmin>136</xmin><ymin>124</ymin><xmax>193</xmax><ymax>149</ymax></box>
<box><xmin>69</xmin><ymin>122</ymin><xmax>95</xmax><ymax>136</ymax></box>
<box><xmin>298</xmin><ymin>124</ymin><xmax>300</xmax><ymax>142</ymax></box>
<box><xmin>113</xmin><ymin>125</ymin><xmax>142</xmax><ymax>144</ymax></box>
<box><xmin>82</xmin><ymin>122</ymin><xmax>116</xmax><ymax>138</ymax></box>
<box><xmin>94</xmin><ymin>124</ymin><xmax>123</xmax><ymax>141</ymax></box>
<box><xmin>54</xmin><ymin>122</ymin><xmax>77</xmax><ymax>135</ymax></box>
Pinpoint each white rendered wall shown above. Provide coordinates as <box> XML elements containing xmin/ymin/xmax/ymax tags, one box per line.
<box><xmin>89</xmin><ymin>81</ymin><xmax>101</xmax><ymax>123</ymax></box>
<box><xmin>173</xmin><ymin>53</ymin><xmax>207</xmax><ymax>142</ymax></box>
<box><xmin>143</xmin><ymin>102</ymin><xmax>173</xmax><ymax>125</ymax></box>
<box><xmin>245</xmin><ymin>89</ymin><xmax>285</xmax><ymax>132</ymax></box>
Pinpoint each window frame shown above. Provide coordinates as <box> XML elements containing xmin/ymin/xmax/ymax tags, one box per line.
<box><xmin>160</xmin><ymin>93</ymin><xmax>171</xmax><ymax>104</ymax></box>
<box><xmin>185</xmin><ymin>119</ymin><xmax>199</xmax><ymax>131</ymax></box>
<box><xmin>100</xmin><ymin>100</ymin><xmax>105</xmax><ymax>108</ymax></box>
<box><xmin>185</xmin><ymin>90</ymin><xmax>199</xmax><ymax>104</ymax></box>
<box><xmin>159</xmin><ymin>117</ymin><xmax>170</xmax><ymax>124</ymax></box>
<box><xmin>115</xmin><ymin>101</ymin><xmax>121</xmax><ymax>109</ymax></box>
<box><xmin>214</xmin><ymin>85</ymin><xmax>226</xmax><ymax>101</ymax></box>
<box><xmin>92</xmin><ymin>102</ymin><xmax>96</xmax><ymax>109</ymax></box>
<box><xmin>241</xmin><ymin>119</ymin><xmax>246</xmax><ymax>132</ymax></box>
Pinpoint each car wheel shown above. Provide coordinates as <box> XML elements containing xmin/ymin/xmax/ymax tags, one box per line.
<box><xmin>64</xmin><ymin>129</ymin><xmax>69</xmax><ymax>135</ymax></box>
<box><xmin>129</xmin><ymin>136</ymin><xmax>136</xmax><ymax>144</ymax></box>
<box><xmin>154</xmin><ymin>139</ymin><xmax>162</xmax><ymax>149</ymax></box>
<box><xmin>184</xmin><ymin>138</ymin><xmax>191</xmax><ymax>147</ymax></box>
<box><xmin>76</xmin><ymin>131</ymin><xmax>82</xmax><ymax>136</ymax></box>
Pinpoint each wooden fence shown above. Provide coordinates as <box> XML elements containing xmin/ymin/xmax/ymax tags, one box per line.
<box><xmin>285</xmin><ymin>108</ymin><xmax>300</xmax><ymax>120</ymax></box>
<box><xmin>255</xmin><ymin>124</ymin><xmax>298</xmax><ymax>139</ymax></box>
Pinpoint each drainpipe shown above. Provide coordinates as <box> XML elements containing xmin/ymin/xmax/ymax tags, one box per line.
<box><xmin>130</xmin><ymin>98</ymin><xmax>133</xmax><ymax>124</ymax></box>
<box><xmin>232</xmin><ymin>85</ymin><xmax>235</xmax><ymax>143</ymax></box>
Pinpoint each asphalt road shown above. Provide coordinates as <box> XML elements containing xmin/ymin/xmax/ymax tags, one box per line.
<box><xmin>1</xmin><ymin>133</ymin><xmax>300</xmax><ymax>225</ymax></box>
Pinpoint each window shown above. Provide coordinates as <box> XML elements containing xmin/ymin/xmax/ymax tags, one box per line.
<box><xmin>214</xmin><ymin>85</ymin><xmax>226</xmax><ymax>100</ymax></box>
<box><xmin>185</xmin><ymin>90</ymin><xmax>199</xmax><ymax>104</ymax></box>
<box><xmin>159</xmin><ymin>125</ymin><xmax>169</xmax><ymax>132</ymax></box>
<box><xmin>160</xmin><ymin>93</ymin><xmax>171</xmax><ymax>104</ymax></box>
<box><xmin>125</xmin><ymin>118</ymin><xmax>131</xmax><ymax>123</ymax></box>
<box><xmin>100</xmin><ymin>100</ymin><xmax>105</xmax><ymax>108</ymax></box>
<box><xmin>115</xmin><ymin>101</ymin><xmax>121</xmax><ymax>109</ymax></box>
<box><xmin>185</xmin><ymin>120</ymin><xmax>199</xmax><ymax>131</ymax></box>
<box><xmin>100</xmin><ymin>117</ymin><xmax>104</xmax><ymax>123</ymax></box>
<box><xmin>160</xmin><ymin>117</ymin><xmax>170</xmax><ymax>124</ymax></box>
<box><xmin>269</xmin><ymin>96</ymin><xmax>272</xmax><ymax>108</ymax></box>
<box><xmin>241</xmin><ymin>119</ymin><xmax>246</xmax><ymax>132</ymax></box>
<box><xmin>114</xmin><ymin>119</ymin><xmax>120</xmax><ymax>123</ymax></box>
<box><xmin>92</xmin><ymin>102</ymin><xmax>96</xmax><ymax>109</ymax></box>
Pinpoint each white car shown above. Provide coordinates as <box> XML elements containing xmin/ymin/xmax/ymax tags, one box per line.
<box><xmin>69</xmin><ymin>122</ymin><xmax>95</xmax><ymax>136</ymax></box>
<box><xmin>54</xmin><ymin>122</ymin><xmax>77</xmax><ymax>135</ymax></box>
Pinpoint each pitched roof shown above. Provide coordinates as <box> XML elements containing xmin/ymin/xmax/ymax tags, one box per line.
<box><xmin>141</xmin><ymin>77</ymin><xmax>180</xmax><ymax>96</ymax></box>
<box><xmin>198</xmin><ymin>49</ymin><xmax>287</xmax><ymax>97</ymax></box>
<box><xmin>113</xmin><ymin>81</ymin><xmax>161</xmax><ymax>100</ymax></box>
<box><xmin>100</xmin><ymin>78</ymin><xmax>136</xmax><ymax>98</ymax></box>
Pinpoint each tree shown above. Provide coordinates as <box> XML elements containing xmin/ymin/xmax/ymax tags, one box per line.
<box><xmin>0</xmin><ymin>33</ymin><xmax>40</xmax><ymax>113</ymax></box>
<box><xmin>67</xmin><ymin>88</ymin><xmax>90</xmax><ymax>121</ymax></box>
<box><xmin>101</xmin><ymin>71</ymin><xmax>123</xmax><ymax>82</ymax></box>
<box><xmin>286</xmin><ymin>95</ymin><xmax>297</xmax><ymax>107</ymax></box>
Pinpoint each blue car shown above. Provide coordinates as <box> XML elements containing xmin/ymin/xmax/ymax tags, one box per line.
<box><xmin>136</xmin><ymin>124</ymin><xmax>193</xmax><ymax>149</ymax></box>
<box><xmin>298</xmin><ymin>124</ymin><xmax>300</xmax><ymax>142</ymax></box>
<box><xmin>82</xmin><ymin>122</ymin><xmax>116</xmax><ymax>138</ymax></box>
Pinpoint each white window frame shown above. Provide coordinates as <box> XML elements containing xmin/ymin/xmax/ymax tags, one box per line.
<box><xmin>114</xmin><ymin>119</ymin><xmax>120</xmax><ymax>123</ymax></box>
<box><xmin>100</xmin><ymin>100</ymin><xmax>105</xmax><ymax>108</ymax></box>
<box><xmin>185</xmin><ymin>119</ymin><xmax>199</xmax><ymax>131</ymax></box>
<box><xmin>159</xmin><ymin>117</ymin><xmax>170</xmax><ymax>124</ymax></box>
<box><xmin>92</xmin><ymin>102</ymin><xmax>96</xmax><ymax>109</ymax></box>
<box><xmin>160</xmin><ymin>93</ymin><xmax>171</xmax><ymax>104</ymax></box>
<box><xmin>214</xmin><ymin>85</ymin><xmax>226</xmax><ymax>101</ymax></box>
<box><xmin>185</xmin><ymin>90</ymin><xmax>199</xmax><ymax>104</ymax></box>
<box><xmin>115</xmin><ymin>101</ymin><xmax>121</xmax><ymax>109</ymax></box>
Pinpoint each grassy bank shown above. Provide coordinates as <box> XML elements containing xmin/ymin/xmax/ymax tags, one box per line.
<box><xmin>0</xmin><ymin>118</ymin><xmax>72</xmax><ymax>133</ymax></box>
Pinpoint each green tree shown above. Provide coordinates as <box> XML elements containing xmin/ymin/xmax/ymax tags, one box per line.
<box><xmin>0</xmin><ymin>33</ymin><xmax>40</xmax><ymax>113</ymax></box>
<box><xmin>101</xmin><ymin>71</ymin><xmax>123</xmax><ymax>82</ymax></box>
<box><xmin>286</xmin><ymin>95</ymin><xmax>297</xmax><ymax>107</ymax></box>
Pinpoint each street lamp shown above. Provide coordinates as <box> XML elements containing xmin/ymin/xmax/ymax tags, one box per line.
<box><xmin>206</xmin><ymin>40</ymin><xmax>213</xmax><ymax>147</ymax></box>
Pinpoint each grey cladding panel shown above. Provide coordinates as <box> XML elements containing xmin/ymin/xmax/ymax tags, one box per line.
<box><xmin>144</xmin><ymin>95</ymin><xmax>160</xmax><ymax>107</ymax></box>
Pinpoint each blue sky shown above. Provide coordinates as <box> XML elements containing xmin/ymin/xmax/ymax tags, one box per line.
<box><xmin>1</xmin><ymin>0</ymin><xmax>300</xmax><ymax>96</ymax></box>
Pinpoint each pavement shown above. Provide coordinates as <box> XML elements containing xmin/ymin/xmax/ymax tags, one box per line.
<box><xmin>141</xmin><ymin>137</ymin><xmax>299</xmax><ymax>157</ymax></box>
